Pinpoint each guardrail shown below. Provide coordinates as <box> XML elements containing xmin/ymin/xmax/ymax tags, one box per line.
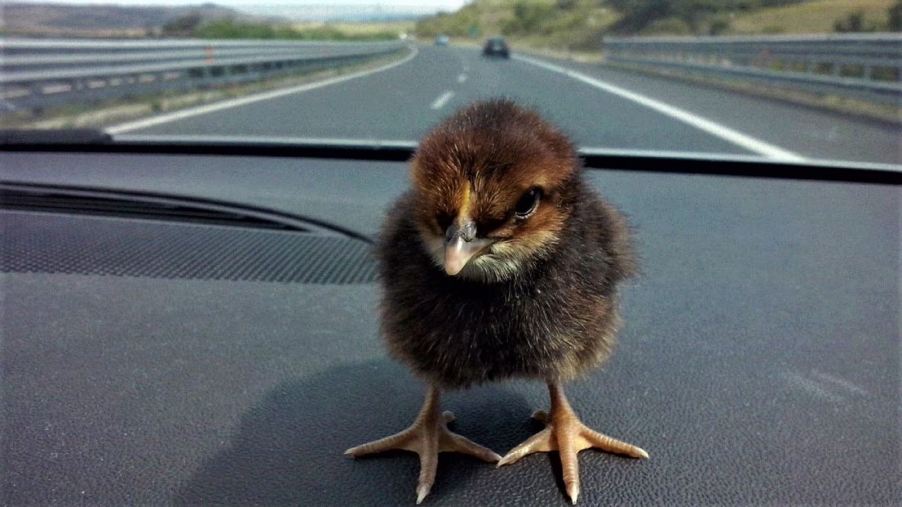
<box><xmin>602</xmin><ymin>34</ymin><xmax>901</xmax><ymax>105</ymax></box>
<box><xmin>0</xmin><ymin>38</ymin><xmax>408</xmax><ymax>112</ymax></box>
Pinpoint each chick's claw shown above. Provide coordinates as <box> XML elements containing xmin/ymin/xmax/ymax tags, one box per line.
<box><xmin>498</xmin><ymin>383</ymin><xmax>649</xmax><ymax>504</ymax></box>
<box><xmin>344</xmin><ymin>387</ymin><xmax>500</xmax><ymax>504</ymax></box>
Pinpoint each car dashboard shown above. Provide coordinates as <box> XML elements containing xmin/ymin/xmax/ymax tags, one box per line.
<box><xmin>1</xmin><ymin>146</ymin><xmax>898</xmax><ymax>505</ymax></box>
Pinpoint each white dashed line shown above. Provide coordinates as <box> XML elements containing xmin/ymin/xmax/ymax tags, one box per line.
<box><xmin>107</xmin><ymin>46</ymin><xmax>419</xmax><ymax>134</ymax></box>
<box><xmin>457</xmin><ymin>73</ymin><xmax>467</xmax><ymax>83</ymax></box>
<box><xmin>430</xmin><ymin>90</ymin><xmax>454</xmax><ymax>110</ymax></box>
<box><xmin>514</xmin><ymin>54</ymin><xmax>804</xmax><ymax>162</ymax></box>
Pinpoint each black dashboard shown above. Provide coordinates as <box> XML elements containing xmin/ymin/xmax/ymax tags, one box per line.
<box><xmin>1</xmin><ymin>149</ymin><xmax>898</xmax><ymax>504</ymax></box>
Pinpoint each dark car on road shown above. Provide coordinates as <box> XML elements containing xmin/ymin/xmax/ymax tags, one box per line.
<box><xmin>482</xmin><ymin>37</ymin><xmax>510</xmax><ymax>58</ymax></box>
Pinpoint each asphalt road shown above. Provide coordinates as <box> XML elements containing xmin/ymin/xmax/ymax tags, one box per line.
<box><xmin>118</xmin><ymin>45</ymin><xmax>900</xmax><ymax>165</ymax></box>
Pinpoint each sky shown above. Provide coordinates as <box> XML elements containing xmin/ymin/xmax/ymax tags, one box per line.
<box><xmin>8</xmin><ymin>0</ymin><xmax>470</xmax><ymax>20</ymax></box>
<box><xmin>8</xmin><ymin>0</ymin><xmax>469</xmax><ymax>19</ymax></box>
<box><xmin>8</xmin><ymin>0</ymin><xmax>468</xmax><ymax>8</ymax></box>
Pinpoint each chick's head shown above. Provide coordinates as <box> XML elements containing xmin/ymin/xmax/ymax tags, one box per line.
<box><xmin>409</xmin><ymin>100</ymin><xmax>579</xmax><ymax>283</ymax></box>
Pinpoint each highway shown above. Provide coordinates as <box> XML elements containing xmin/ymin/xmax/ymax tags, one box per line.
<box><xmin>112</xmin><ymin>45</ymin><xmax>900</xmax><ymax>166</ymax></box>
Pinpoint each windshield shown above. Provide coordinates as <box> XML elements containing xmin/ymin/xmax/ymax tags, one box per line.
<box><xmin>1</xmin><ymin>0</ymin><xmax>900</xmax><ymax>166</ymax></box>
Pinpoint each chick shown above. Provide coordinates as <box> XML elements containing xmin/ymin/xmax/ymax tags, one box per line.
<box><xmin>345</xmin><ymin>99</ymin><xmax>648</xmax><ymax>504</ymax></box>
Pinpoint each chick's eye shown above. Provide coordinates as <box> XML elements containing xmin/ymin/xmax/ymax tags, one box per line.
<box><xmin>514</xmin><ymin>187</ymin><xmax>542</xmax><ymax>219</ymax></box>
<box><xmin>435</xmin><ymin>212</ymin><xmax>453</xmax><ymax>231</ymax></box>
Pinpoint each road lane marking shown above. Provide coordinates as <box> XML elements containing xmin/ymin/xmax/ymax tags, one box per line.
<box><xmin>107</xmin><ymin>46</ymin><xmax>419</xmax><ymax>134</ymax></box>
<box><xmin>514</xmin><ymin>54</ymin><xmax>805</xmax><ymax>162</ymax></box>
<box><xmin>116</xmin><ymin>133</ymin><xmax>419</xmax><ymax>149</ymax></box>
<box><xmin>457</xmin><ymin>73</ymin><xmax>467</xmax><ymax>83</ymax></box>
<box><xmin>430</xmin><ymin>90</ymin><xmax>454</xmax><ymax>110</ymax></box>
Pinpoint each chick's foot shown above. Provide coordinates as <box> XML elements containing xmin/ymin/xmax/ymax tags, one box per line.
<box><xmin>344</xmin><ymin>385</ymin><xmax>501</xmax><ymax>504</ymax></box>
<box><xmin>497</xmin><ymin>382</ymin><xmax>648</xmax><ymax>504</ymax></box>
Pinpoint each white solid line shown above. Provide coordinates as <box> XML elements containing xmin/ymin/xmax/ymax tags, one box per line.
<box><xmin>514</xmin><ymin>54</ymin><xmax>805</xmax><ymax>162</ymax></box>
<box><xmin>457</xmin><ymin>73</ymin><xmax>467</xmax><ymax>83</ymax></box>
<box><xmin>430</xmin><ymin>90</ymin><xmax>454</xmax><ymax>110</ymax></box>
<box><xmin>115</xmin><ymin>133</ymin><xmax>419</xmax><ymax>149</ymax></box>
<box><xmin>106</xmin><ymin>46</ymin><xmax>419</xmax><ymax>134</ymax></box>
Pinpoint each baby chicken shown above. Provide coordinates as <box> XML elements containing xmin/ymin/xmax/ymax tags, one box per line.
<box><xmin>345</xmin><ymin>99</ymin><xmax>648</xmax><ymax>504</ymax></box>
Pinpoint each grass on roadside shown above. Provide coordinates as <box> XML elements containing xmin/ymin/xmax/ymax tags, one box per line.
<box><xmin>604</xmin><ymin>60</ymin><xmax>901</xmax><ymax>125</ymax></box>
<box><xmin>294</xmin><ymin>20</ymin><xmax>414</xmax><ymax>38</ymax></box>
<box><xmin>417</xmin><ymin>0</ymin><xmax>620</xmax><ymax>51</ymax></box>
<box><xmin>728</xmin><ymin>0</ymin><xmax>895</xmax><ymax>34</ymax></box>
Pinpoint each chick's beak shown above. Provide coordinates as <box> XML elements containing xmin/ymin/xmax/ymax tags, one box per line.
<box><xmin>444</xmin><ymin>221</ymin><xmax>492</xmax><ymax>276</ymax></box>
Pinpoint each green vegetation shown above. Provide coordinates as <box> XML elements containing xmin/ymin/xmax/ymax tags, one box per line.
<box><xmin>604</xmin><ymin>1</ymin><xmax>828</xmax><ymax>35</ymax></box>
<box><xmin>833</xmin><ymin>11</ymin><xmax>880</xmax><ymax>32</ymax></box>
<box><xmin>728</xmin><ymin>0</ymin><xmax>897</xmax><ymax>34</ymax></box>
<box><xmin>302</xmin><ymin>21</ymin><xmax>415</xmax><ymax>37</ymax></box>
<box><xmin>415</xmin><ymin>0</ymin><xmax>900</xmax><ymax>51</ymax></box>
<box><xmin>162</xmin><ymin>16</ymin><xmax>400</xmax><ymax>41</ymax></box>
<box><xmin>891</xmin><ymin>0</ymin><xmax>902</xmax><ymax>30</ymax></box>
<box><xmin>416</xmin><ymin>0</ymin><xmax>619</xmax><ymax>51</ymax></box>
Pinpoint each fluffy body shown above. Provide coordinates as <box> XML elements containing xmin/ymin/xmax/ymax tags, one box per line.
<box><xmin>377</xmin><ymin>100</ymin><xmax>636</xmax><ymax>388</ymax></box>
<box><xmin>379</xmin><ymin>188</ymin><xmax>633</xmax><ymax>388</ymax></box>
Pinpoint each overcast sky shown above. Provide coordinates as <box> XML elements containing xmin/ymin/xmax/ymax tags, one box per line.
<box><xmin>9</xmin><ymin>0</ymin><xmax>468</xmax><ymax>8</ymax></box>
<box><xmin>8</xmin><ymin>0</ymin><xmax>470</xmax><ymax>20</ymax></box>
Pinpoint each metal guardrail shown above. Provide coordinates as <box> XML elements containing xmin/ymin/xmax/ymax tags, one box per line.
<box><xmin>602</xmin><ymin>34</ymin><xmax>901</xmax><ymax>105</ymax></box>
<box><xmin>0</xmin><ymin>38</ymin><xmax>408</xmax><ymax>112</ymax></box>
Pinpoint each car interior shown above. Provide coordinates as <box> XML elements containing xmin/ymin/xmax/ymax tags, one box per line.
<box><xmin>2</xmin><ymin>134</ymin><xmax>898</xmax><ymax>504</ymax></box>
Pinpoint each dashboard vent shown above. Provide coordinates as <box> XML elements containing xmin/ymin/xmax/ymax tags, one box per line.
<box><xmin>1</xmin><ymin>211</ymin><xmax>377</xmax><ymax>284</ymax></box>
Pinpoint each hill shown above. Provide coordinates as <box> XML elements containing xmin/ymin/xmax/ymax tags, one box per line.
<box><xmin>415</xmin><ymin>0</ymin><xmax>900</xmax><ymax>51</ymax></box>
<box><xmin>1</xmin><ymin>2</ymin><xmax>276</xmax><ymax>38</ymax></box>
<box><xmin>728</xmin><ymin>0</ymin><xmax>896</xmax><ymax>34</ymax></box>
<box><xmin>416</xmin><ymin>0</ymin><xmax>619</xmax><ymax>50</ymax></box>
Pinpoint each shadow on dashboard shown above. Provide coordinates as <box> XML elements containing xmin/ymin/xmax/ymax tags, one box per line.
<box><xmin>173</xmin><ymin>359</ymin><xmax>533</xmax><ymax>504</ymax></box>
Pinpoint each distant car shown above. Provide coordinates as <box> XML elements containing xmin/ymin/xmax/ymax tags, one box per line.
<box><xmin>482</xmin><ymin>37</ymin><xmax>510</xmax><ymax>58</ymax></box>
<box><xmin>434</xmin><ymin>35</ymin><xmax>450</xmax><ymax>46</ymax></box>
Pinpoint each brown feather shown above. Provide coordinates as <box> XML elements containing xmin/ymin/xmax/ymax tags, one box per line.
<box><xmin>377</xmin><ymin>99</ymin><xmax>636</xmax><ymax>388</ymax></box>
